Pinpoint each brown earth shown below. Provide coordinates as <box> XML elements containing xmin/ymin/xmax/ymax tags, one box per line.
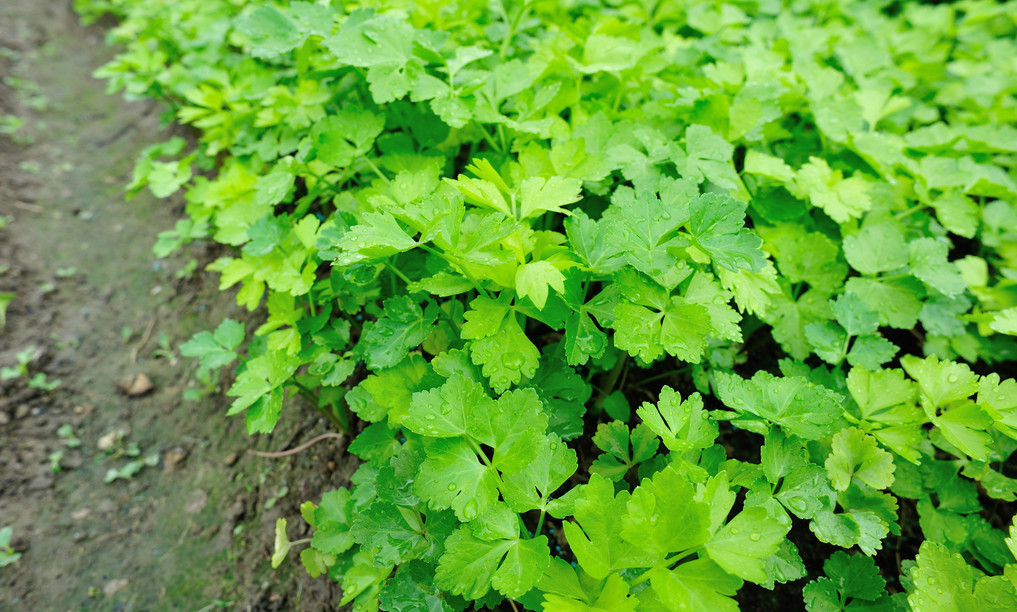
<box><xmin>0</xmin><ymin>1</ymin><xmax>351</xmax><ymax>610</ymax></box>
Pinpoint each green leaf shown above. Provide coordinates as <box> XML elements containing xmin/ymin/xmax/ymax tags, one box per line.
<box><xmin>563</xmin><ymin>475</ymin><xmax>654</xmax><ymax>579</ymax></box>
<box><xmin>271</xmin><ymin>518</ymin><xmax>292</xmax><ymax>569</ymax></box>
<box><xmin>360</xmin><ymin>296</ymin><xmax>437</xmax><ymax>369</ymax></box>
<box><xmin>502</xmin><ymin>434</ymin><xmax>578</xmax><ymax>513</ymax></box>
<box><xmin>331</xmin><ymin>212</ymin><xmax>418</xmax><ymax>266</ymax></box>
<box><xmin>831</xmin><ymin>292</ymin><xmax>879</xmax><ymax>337</ymax></box>
<box><xmin>846</xmin><ymin>276</ymin><xmax>924</xmax><ymax>329</ymax></box>
<box><xmin>714</xmin><ymin>371</ymin><xmax>848</xmax><ymax>439</ymax></box>
<box><xmin>909</xmin><ymin>542</ymin><xmax>1017</xmax><ymax>612</ymax></box>
<box><xmin>908</xmin><ymin>238</ymin><xmax>966</xmax><ymax>297</ymax></box>
<box><xmin>236</xmin><ymin>6</ymin><xmax>303</xmax><ymax>57</ymax></box>
<box><xmin>900</xmin><ymin>354</ymin><xmax>980</xmax><ymax>412</ymax></box>
<box><xmin>759</xmin><ymin>224</ymin><xmax>847</xmax><ymax>293</ymax></box>
<box><xmin>226</xmin><ymin>350</ymin><xmax>300</xmax><ymax>434</ymax></box>
<box><xmin>805</xmin><ymin>321</ymin><xmax>848</xmax><ymax>364</ymax></box>
<box><xmin>539</xmin><ymin>566</ymin><xmax>639</xmax><ymax>612</ymax></box>
<box><xmin>180</xmin><ymin>318</ymin><xmax>245</xmax><ymax>370</ymax></box>
<box><xmin>846</xmin><ymin>335</ymin><xmax>898</xmax><ymax>370</ymax></box>
<box><xmin>589</xmin><ymin>422</ymin><xmax>658</xmax><ymax>482</ymax></box>
<box><xmin>516</xmin><ymin>261</ymin><xmax>565</xmax><ymax>309</ymax></box>
<box><xmin>704</xmin><ymin>506</ymin><xmax>787</xmax><ymax>584</ymax></box>
<box><xmin>810</xmin><ymin>509</ymin><xmax>888</xmax><ymax>555</ymax></box>
<box><xmin>679</xmin><ymin>124</ymin><xmax>745</xmax><ymax>196</ymax></box>
<box><xmin>792</xmin><ymin>157</ymin><xmax>872</xmax><ymax>223</ymax></box>
<box><xmin>325</xmin><ymin>12</ymin><xmax>420</xmax><ymax>103</ymax></box>
<box><xmin>465</xmin><ymin>388</ymin><xmax>549</xmax><ymax>474</ymax></box>
<box><xmin>804</xmin><ymin>551</ymin><xmax>892</xmax><ymax>611</ymax></box>
<box><xmin>825</xmin><ymin>428</ymin><xmax>896</xmax><ymax>491</ymax></box>
<box><xmin>416</xmin><ymin>438</ymin><xmax>499</xmax><ymax>522</ymax></box>
<box><xmin>435</xmin><ymin>526</ymin><xmax>549</xmax><ymax>599</ymax></box>
<box><xmin>600</xmin><ymin>186</ymin><xmax>684</xmax><ymax>280</ymax></box>
<box><xmin>685</xmin><ymin>193</ymin><xmax>766</xmax><ymax>272</ymax></box>
<box><xmin>462</xmin><ymin>297</ymin><xmax>540</xmax><ymax>392</ymax></box>
<box><xmin>379</xmin><ymin>561</ymin><xmax>456</xmax><ymax>612</ymax></box>
<box><xmin>842</xmin><ymin>223</ymin><xmax>909</xmax><ymax>275</ymax></box>
<box><xmin>347</xmin><ymin>353</ymin><xmax>429</xmax><ymax>425</ymax></box>
<box><xmin>518</xmin><ymin>176</ymin><xmax>582</xmax><ymax>220</ymax></box>
<box><xmin>934</xmin><ymin>402</ymin><xmax>994</xmax><ymax>460</ymax></box>
<box><xmin>648</xmin><ymin>559</ymin><xmax>742</xmax><ymax>612</ymax></box>
<box><xmin>404</xmin><ymin>374</ymin><xmax>487</xmax><ymax>438</ymax></box>
<box><xmin>622</xmin><ymin>466</ymin><xmax>710</xmax><ymax>558</ymax></box>
<box><xmin>311</xmin><ymin>489</ymin><xmax>355</xmax><ymax>555</ymax></box>
<box><xmin>636</xmin><ymin>386</ymin><xmax>717</xmax><ymax>454</ymax></box>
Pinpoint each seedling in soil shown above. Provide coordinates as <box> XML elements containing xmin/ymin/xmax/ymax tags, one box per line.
<box><xmin>27</xmin><ymin>372</ymin><xmax>60</xmax><ymax>391</ymax></box>
<box><xmin>0</xmin><ymin>346</ymin><xmax>58</xmax><ymax>389</ymax></box>
<box><xmin>101</xmin><ymin>434</ymin><xmax>139</xmax><ymax>460</ymax></box>
<box><xmin>104</xmin><ymin>453</ymin><xmax>159</xmax><ymax>483</ymax></box>
<box><xmin>150</xmin><ymin>332</ymin><xmax>177</xmax><ymax>364</ymax></box>
<box><xmin>175</xmin><ymin>258</ymin><xmax>198</xmax><ymax>280</ymax></box>
<box><xmin>0</xmin><ymin>292</ymin><xmax>14</xmax><ymax>328</ymax></box>
<box><xmin>57</xmin><ymin>424</ymin><xmax>81</xmax><ymax>448</ymax></box>
<box><xmin>0</xmin><ymin>526</ymin><xmax>21</xmax><ymax>567</ymax></box>
<box><xmin>0</xmin><ymin>115</ymin><xmax>29</xmax><ymax>144</ymax></box>
<box><xmin>1</xmin><ymin>345</ymin><xmax>38</xmax><ymax>381</ymax></box>
<box><xmin>49</xmin><ymin>450</ymin><xmax>64</xmax><ymax>473</ymax></box>
<box><xmin>263</xmin><ymin>486</ymin><xmax>289</xmax><ymax>510</ymax></box>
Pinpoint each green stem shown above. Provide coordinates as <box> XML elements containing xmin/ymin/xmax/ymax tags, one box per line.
<box><xmin>894</xmin><ymin>202</ymin><xmax>926</xmax><ymax>219</ymax></box>
<box><xmin>533</xmin><ymin>508</ymin><xmax>547</xmax><ymax>539</ymax></box>
<box><xmin>466</xmin><ymin>436</ymin><xmax>505</xmax><ymax>489</ymax></box>
<box><xmin>419</xmin><ymin>245</ymin><xmax>492</xmax><ymax>299</ymax></box>
<box><xmin>292</xmin><ymin>380</ymin><xmax>347</xmax><ymax>432</ymax></box>
<box><xmin>305</xmin><ymin>289</ymin><xmax>318</xmax><ymax>318</ymax></box>
<box><xmin>472</xmin><ymin>122</ymin><xmax>502</xmax><ymax>152</ymax></box>
<box><xmin>627</xmin><ymin>367</ymin><xmax>690</xmax><ymax>389</ymax></box>
<box><xmin>386</xmin><ymin>262</ymin><xmax>412</xmax><ymax>285</ymax></box>
<box><xmin>362</xmin><ymin>156</ymin><xmax>391</xmax><ymax>185</ymax></box>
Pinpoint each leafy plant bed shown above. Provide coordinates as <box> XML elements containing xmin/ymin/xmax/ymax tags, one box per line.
<box><xmin>77</xmin><ymin>0</ymin><xmax>1017</xmax><ymax>610</ymax></box>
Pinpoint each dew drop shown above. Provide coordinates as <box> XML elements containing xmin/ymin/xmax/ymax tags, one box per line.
<box><xmin>947</xmin><ymin>374</ymin><xmax>959</xmax><ymax>384</ymax></box>
<box><xmin>549</xmin><ymin>442</ymin><xmax>559</xmax><ymax>451</ymax></box>
<box><xmin>447</xmin><ymin>483</ymin><xmax>457</xmax><ymax>491</ymax></box>
<box><xmin>425</xmin><ymin>414</ymin><xmax>436</xmax><ymax>420</ymax></box>
<box><xmin>730</xmin><ymin>527</ymin><xmax>740</xmax><ymax>535</ymax></box>
<box><xmin>749</xmin><ymin>533</ymin><xmax>761</xmax><ymax>542</ymax></box>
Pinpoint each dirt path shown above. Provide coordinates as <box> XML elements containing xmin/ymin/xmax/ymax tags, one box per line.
<box><xmin>0</xmin><ymin>2</ymin><xmax>345</xmax><ymax>610</ymax></box>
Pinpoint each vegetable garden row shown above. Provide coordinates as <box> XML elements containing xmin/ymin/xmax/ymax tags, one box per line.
<box><xmin>76</xmin><ymin>0</ymin><xmax>1017</xmax><ymax>610</ymax></box>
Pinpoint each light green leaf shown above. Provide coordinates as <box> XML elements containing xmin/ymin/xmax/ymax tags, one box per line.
<box><xmin>825</xmin><ymin>428</ymin><xmax>896</xmax><ymax>491</ymax></box>
<box><xmin>704</xmin><ymin>506</ymin><xmax>787</xmax><ymax>584</ymax></box>
<box><xmin>516</xmin><ymin>261</ymin><xmax>565</xmax><ymax>309</ymax></box>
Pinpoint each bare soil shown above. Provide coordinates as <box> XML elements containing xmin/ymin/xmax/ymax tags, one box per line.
<box><xmin>0</xmin><ymin>2</ymin><xmax>350</xmax><ymax>610</ymax></box>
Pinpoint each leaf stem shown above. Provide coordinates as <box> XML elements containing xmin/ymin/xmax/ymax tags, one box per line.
<box><xmin>362</xmin><ymin>156</ymin><xmax>391</xmax><ymax>185</ymax></box>
<box><xmin>472</xmin><ymin>122</ymin><xmax>502</xmax><ymax>152</ymax></box>
<box><xmin>533</xmin><ymin>508</ymin><xmax>547</xmax><ymax>539</ymax></box>
<box><xmin>894</xmin><ymin>202</ymin><xmax>926</xmax><ymax>219</ymax></box>
<box><xmin>419</xmin><ymin>245</ymin><xmax>492</xmax><ymax>299</ymax></box>
<box><xmin>386</xmin><ymin>262</ymin><xmax>412</xmax><ymax>286</ymax></box>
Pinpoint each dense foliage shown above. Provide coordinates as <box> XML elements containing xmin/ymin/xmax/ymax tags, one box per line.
<box><xmin>76</xmin><ymin>0</ymin><xmax>1017</xmax><ymax>610</ymax></box>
